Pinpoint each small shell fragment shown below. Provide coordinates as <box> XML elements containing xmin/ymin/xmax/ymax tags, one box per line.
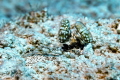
<box><xmin>117</xmin><ymin>24</ymin><xmax>120</xmax><ymax>34</ymax></box>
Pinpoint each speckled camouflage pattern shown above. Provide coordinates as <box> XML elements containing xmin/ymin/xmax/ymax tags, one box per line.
<box><xmin>75</xmin><ymin>21</ymin><xmax>93</xmax><ymax>45</ymax></box>
<box><xmin>58</xmin><ymin>19</ymin><xmax>71</xmax><ymax>43</ymax></box>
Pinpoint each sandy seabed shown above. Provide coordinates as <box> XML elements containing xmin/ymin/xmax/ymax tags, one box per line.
<box><xmin>0</xmin><ymin>10</ymin><xmax>120</xmax><ymax>80</ymax></box>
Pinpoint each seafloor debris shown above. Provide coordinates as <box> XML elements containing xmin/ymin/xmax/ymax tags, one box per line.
<box><xmin>117</xmin><ymin>24</ymin><xmax>120</xmax><ymax>34</ymax></box>
<box><xmin>16</xmin><ymin>9</ymin><xmax>48</xmax><ymax>27</ymax></box>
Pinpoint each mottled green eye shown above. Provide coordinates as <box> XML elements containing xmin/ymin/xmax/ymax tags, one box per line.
<box><xmin>75</xmin><ymin>21</ymin><xmax>85</xmax><ymax>32</ymax></box>
<box><xmin>75</xmin><ymin>21</ymin><xmax>93</xmax><ymax>45</ymax></box>
<box><xmin>58</xmin><ymin>19</ymin><xmax>71</xmax><ymax>43</ymax></box>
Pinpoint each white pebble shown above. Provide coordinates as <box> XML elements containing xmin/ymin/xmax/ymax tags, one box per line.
<box><xmin>117</xmin><ymin>24</ymin><xmax>120</xmax><ymax>34</ymax></box>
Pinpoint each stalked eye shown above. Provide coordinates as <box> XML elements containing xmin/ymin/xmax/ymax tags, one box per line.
<box><xmin>58</xmin><ymin>19</ymin><xmax>71</xmax><ymax>43</ymax></box>
<box><xmin>75</xmin><ymin>21</ymin><xmax>93</xmax><ymax>45</ymax></box>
